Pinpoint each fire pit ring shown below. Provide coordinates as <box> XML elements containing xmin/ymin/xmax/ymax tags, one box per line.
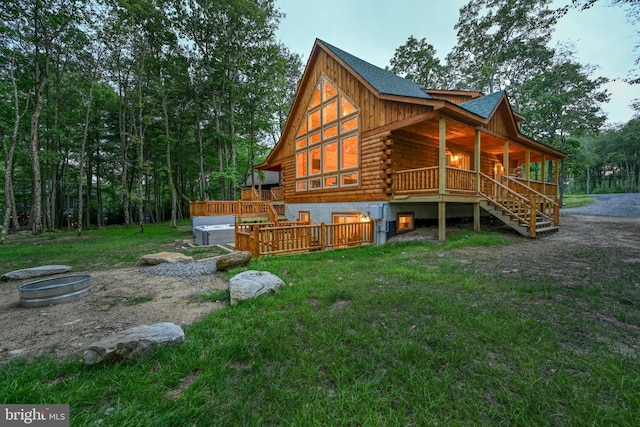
<box><xmin>19</xmin><ymin>274</ymin><xmax>92</xmax><ymax>307</ymax></box>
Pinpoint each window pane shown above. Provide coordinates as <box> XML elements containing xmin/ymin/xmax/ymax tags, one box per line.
<box><xmin>308</xmin><ymin>109</ymin><xmax>321</xmax><ymax>130</ymax></box>
<box><xmin>341</xmin><ymin>172</ymin><xmax>358</xmax><ymax>186</ymax></box>
<box><xmin>341</xmin><ymin>135</ymin><xmax>358</xmax><ymax>169</ymax></box>
<box><xmin>296</xmin><ymin>151</ymin><xmax>307</xmax><ymax>177</ymax></box>
<box><xmin>309</xmin><ymin>132</ymin><xmax>321</xmax><ymax>145</ymax></box>
<box><xmin>309</xmin><ymin>179</ymin><xmax>321</xmax><ymax>189</ymax></box>
<box><xmin>323</xmin><ymin>79</ymin><xmax>338</xmax><ymax>100</ymax></box>
<box><xmin>310</xmin><ymin>147</ymin><xmax>321</xmax><ymax>175</ymax></box>
<box><xmin>297</xmin><ymin>117</ymin><xmax>307</xmax><ymax>136</ymax></box>
<box><xmin>310</xmin><ymin>85</ymin><xmax>321</xmax><ymax>108</ymax></box>
<box><xmin>323</xmin><ymin>141</ymin><xmax>338</xmax><ymax>172</ymax></box>
<box><xmin>341</xmin><ymin>95</ymin><xmax>357</xmax><ymax>117</ymax></box>
<box><xmin>296</xmin><ymin>180</ymin><xmax>307</xmax><ymax>191</ymax></box>
<box><xmin>324</xmin><ymin>176</ymin><xmax>338</xmax><ymax>188</ymax></box>
<box><xmin>341</xmin><ymin>117</ymin><xmax>358</xmax><ymax>133</ymax></box>
<box><xmin>323</xmin><ymin>99</ymin><xmax>338</xmax><ymax>124</ymax></box>
<box><xmin>296</xmin><ymin>137</ymin><xmax>307</xmax><ymax>149</ymax></box>
<box><xmin>324</xmin><ymin>125</ymin><xmax>338</xmax><ymax>139</ymax></box>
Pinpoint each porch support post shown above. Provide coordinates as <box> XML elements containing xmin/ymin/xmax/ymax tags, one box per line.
<box><xmin>438</xmin><ymin>117</ymin><xmax>447</xmax><ymax>195</ymax></box>
<box><xmin>541</xmin><ymin>155</ymin><xmax>547</xmax><ymax>195</ymax></box>
<box><xmin>474</xmin><ymin>130</ymin><xmax>481</xmax><ymax>192</ymax></box>
<box><xmin>474</xmin><ymin>129</ymin><xmax>481</xmax><ymax>232</ymax></box>
<box><xmin>525</xmin><ymin>149</ymin><xmax>531</xmax><ymax>184</ymax></box>
<box><xmin>438</xmin><ymin>201</ymin><xmax>446</xmax><ymax>242</ymax></box>
<box><xmin>503</xmin><ymin>140</ymin><xmax>510</xmax><ymax>180</ymax></box>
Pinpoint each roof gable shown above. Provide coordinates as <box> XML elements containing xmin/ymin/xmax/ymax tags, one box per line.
<box><xmin>319</xmin><ymin>40</ymin><xmax>432</xmax><ymax>100</ymax></box>
<box><xmin>459</xmin><ymin>90</ymin><xmax>505</xmax><ymax>118</ymax></box>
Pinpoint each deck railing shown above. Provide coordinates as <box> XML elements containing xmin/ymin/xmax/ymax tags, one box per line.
<box><xmin>236</xmin><ymin>220</ymin><xmax>374</xmax><ymax>257</ymax></box>
<box><xmin>446</xmin><ymin>167</ymin><xmax>476</xmax><ymax>192</ymax></box>
<box><xmin>392</xmin><ymin>167</ymin><xmax>438</xmax><ymax>194</ymax></box>
<box><xmin>512</xmin><ymin>178</ymin><xmax>557</xmax><ymax>198</ymax></box>
<box><xmin>190</xmin><ymin>200</ymin><xmax>275</xmax><ymax>221</ymax></box>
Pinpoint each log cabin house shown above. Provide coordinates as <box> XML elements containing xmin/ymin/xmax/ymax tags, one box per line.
<box><xmin>251</xmin><ymin>39</ymin><xmax>566</xmax><ymax>244</ymax></box>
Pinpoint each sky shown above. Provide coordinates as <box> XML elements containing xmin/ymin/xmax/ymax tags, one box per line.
<box><xmin>274</xmin><ymin>0</ymin><xmax>640</xmax><ymax>126</ymax></box>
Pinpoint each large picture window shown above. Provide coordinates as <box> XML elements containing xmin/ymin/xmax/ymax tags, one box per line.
<box><xmin>295</xmin><ymin>75</ymin><xmax>360</xmax><ymax>191</ymax></box>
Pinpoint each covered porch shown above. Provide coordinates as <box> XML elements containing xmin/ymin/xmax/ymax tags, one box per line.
<box><xmin>382</xmin><ymin>115</ymin><xmax>565</xmax><ymax>240</ymax></box>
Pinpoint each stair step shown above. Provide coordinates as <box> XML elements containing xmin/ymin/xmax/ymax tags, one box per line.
<box><xmin>535</xmin><ymin>226</ymin><xmax>559</xmax><ymax>234</ymax></box>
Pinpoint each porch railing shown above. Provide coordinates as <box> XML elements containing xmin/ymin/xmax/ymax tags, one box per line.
<box><xmin>446</xmin><ymin>167</ymin><xmax>476</xmax><ymax>192</ymax></box>
<box><xmin>392</xmin><ymin>167</ymin><xmax>438</xmax><ymax>194</ymax></box>
<box><xmin>190</xmin><ymin>200</ymin><xmax>275</xmax><ymax>221</ymax></box>
<box><xmin>512</xmin><ymin>178</ymin><xmax>557</xmax><ymax>198</ymax></box>
<box><xmin>236</xmin><ymin>220</ymin><xmax>374</xmax><ymax>257</ymax></box>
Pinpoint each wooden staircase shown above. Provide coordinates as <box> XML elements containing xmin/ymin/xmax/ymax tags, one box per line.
<box><xmin>479</xmin><ymin>173</ymin><xmax>560</xmax><ymax>238</ymax></box>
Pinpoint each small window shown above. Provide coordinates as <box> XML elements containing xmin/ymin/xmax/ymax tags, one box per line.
<box><xmin>324</xmin><ymin>176</ymin><xmax>338</xmax><ymax>188</ymax></box>
<box><xmin>397</xmin><ymin>212</ymin><xmax>414</xmax><ymax>233</ymax></box>
<box><xmin>341</xmin><ymin>172</ymin><xmax>358</xmax><ymax>186</ymax></box>
<box><xmin>296</xmin><ymin>180</ymin><xmax>307</xmax><ymax>191</ymax></box>
<box><xmin>298</xmin><ymin>211</ymin><xmax>310</xmax><ymax>222</ymax></box>
<box><xmin>309</xmin><ymin>178</ymin><xmax>322</xmax><ymax>190</ymax></box>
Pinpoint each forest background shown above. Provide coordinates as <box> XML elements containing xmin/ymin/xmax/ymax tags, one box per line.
<box><xmin>1</xmin><ymin>0</ymin><xmax>638</xmax><ymax>241</ymax></box>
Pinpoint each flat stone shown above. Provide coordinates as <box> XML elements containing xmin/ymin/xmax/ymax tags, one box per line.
<box><xmin>140</xmin><ymin>252</ymin><xmax>194</xmax><ymax>265</ymax></box>
<box><xmin>82</xmin><ymin>322</ymin><xmax>185</xmax><ymax>365</ymax></box>
<box><xmin>1</xmin><ymin>265</ymin><xmax>72</xmax><ymax>281</ymax></box>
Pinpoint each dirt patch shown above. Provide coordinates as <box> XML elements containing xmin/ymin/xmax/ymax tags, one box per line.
<box><xmin>0</xmin><ymin>266</ymin><xmax>228</xmax><ymax>362</ymax></box>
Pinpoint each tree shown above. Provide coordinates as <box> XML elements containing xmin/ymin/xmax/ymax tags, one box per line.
<box><xmin>446</xmin><ymin>0</ymin><xmax>558</xmax><ymax>106</ymax></box>
<box><xmin>518</xmin><ymin>48</ymin><xmax>610</xmax><ymax>200</ymax></box>
<box><xmin>390</xmin><ymin>36</ymin><xmax>447</xmax><ymax>89</ymax></box>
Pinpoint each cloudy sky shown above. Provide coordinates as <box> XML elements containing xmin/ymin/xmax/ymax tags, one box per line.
<box><xmin>275</xmin><ymin>0</ymin><xmax>639</xmax><ymax>125</ymax></box>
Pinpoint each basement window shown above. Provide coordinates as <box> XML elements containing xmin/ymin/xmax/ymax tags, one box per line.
<box><xmin>397</xmin><ymin>212</ymin><xmax>415</xmax><ymax>233</ymax></box>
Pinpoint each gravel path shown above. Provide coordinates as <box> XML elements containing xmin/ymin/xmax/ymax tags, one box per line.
<box><xmin>562</xmin><ymin>193</ymin><xmax>640</xmax><ymax>217</ymax></box>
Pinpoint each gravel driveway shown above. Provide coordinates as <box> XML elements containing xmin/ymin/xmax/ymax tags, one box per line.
<box><xmin>562</xmin><ymin>193</ymin><xmax>640</xmax><ymax>217</ymax></box>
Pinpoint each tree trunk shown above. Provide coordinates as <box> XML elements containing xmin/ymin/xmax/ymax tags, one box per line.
<box><xmin>77</xmin><ymin>76</ymin><xmax>95</xmax><ymax>236</ymax></box>
<box><xmin>161</xmin><ymin>77</ymin><xmax>177</xmax><ymax>228</ymax></box>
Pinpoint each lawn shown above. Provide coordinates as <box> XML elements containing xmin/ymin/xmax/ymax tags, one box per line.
<box><xmin>0</xmin><ymin>225</ymin><xmax>638</xmax><ymax>426</ymax></box>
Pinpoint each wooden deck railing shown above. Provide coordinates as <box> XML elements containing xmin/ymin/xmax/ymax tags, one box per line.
<box><xmin>446</xmin><ymin>167</ymin><xmax>476</xmax><ymax>192</ymax></box>
<box><xmin>392</xmin><ymin>167</ymin><xmax>438</xmax><ymax>194</ymax></box>
<box><xmin>236</xmin><ymin>220</ymin><xmax>374</xmax><ymax>257</ymax></box>
<box><xmin>190</xmin><ymin>200</ymin><xmax>275</xmax><ymax>221</ymax></box>
<box><xmin>511</xmin><ymin>178</ymin><xmax>558</xmax><ymax>198</ymax></box>
<box><xmin>503</xmin><ymin>176</ymin><xmax>560</xmax><ymax>225</ymax></box>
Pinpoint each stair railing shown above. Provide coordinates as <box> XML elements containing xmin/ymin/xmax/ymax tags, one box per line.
<box><xmin>502</xmin><ymin>176</ymin><xmax>559</xmax><ymax>225</ymax></box>
<box><xmin>479</xmin><ymin>173</ymin><xmax>533</xmax><ymax>227</ymax></box>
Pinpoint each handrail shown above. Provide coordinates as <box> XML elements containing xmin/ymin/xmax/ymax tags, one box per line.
<box><xmin>503</xmin><ymin>176</ymin><xmax>559</xmax><ymax>225</ymax></box>
<box><xmin>479</xmin><ymin>172</ymin><xmax>532</xmax><ymax>226</ymax></box>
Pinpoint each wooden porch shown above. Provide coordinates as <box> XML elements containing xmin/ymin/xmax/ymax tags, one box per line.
<box><xmin>390</xmin><ymin>166</ymin><xmax>560</xmax><ymax>238</ymax></box>
<box><xmin>189</xmin><ymin>188</ymin><xmax>285</xmax><ymax>224</ymax></box>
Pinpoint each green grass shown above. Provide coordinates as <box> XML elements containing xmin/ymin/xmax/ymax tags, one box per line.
<box><xmin>0</xmin><ymin>221</ymin><xmax>228</xmax><ymax>272</ymax></box>
<box><xmin>562</xmin><ymin>194</ymin><xmax>596</xmax><ymax>208</ymax></box>
<box><xmin>1</xmin><ymin>226</ymin><xmax>639</xmax><ymax>426</ymax></box>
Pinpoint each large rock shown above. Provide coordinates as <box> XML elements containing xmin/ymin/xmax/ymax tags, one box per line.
<box><xmin>228</xmin><ymin>270</ymin><xmax>284</xmax><ymax>305</ymax></box>
<box><xmin>82</xmin><ymin>322</ymin><xmax>185</xmax><ymax>365</ymax></box>
<box><xmin>215</xmin><ymin>251</ymin><xmax>252</xmax><ymax>271</ymax></box>
<box><xmin>140</xmin><ymin>251</ymin><xmax>193</xmax><ymax>265</ymax></box>
<box><xmin>1</xmin><ymin>265</ymin><xmax>72</xmax><ymax>281</ymax></box>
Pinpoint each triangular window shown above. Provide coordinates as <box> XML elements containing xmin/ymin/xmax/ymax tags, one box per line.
<box><xmin>295</xmin><ymin>75</ymin><xmax>360</xmax><ymax>191</ymax></box>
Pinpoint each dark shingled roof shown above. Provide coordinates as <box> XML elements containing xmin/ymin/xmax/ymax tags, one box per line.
<box><xmin>459</xmin><ymin>90</ymin><xmax>505</xmax><ymax>118</ymax></box>
<box><xmin>320</xmin><ymin>40</ymin><xmax>433</xmax><ymax>100</ymax></box>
